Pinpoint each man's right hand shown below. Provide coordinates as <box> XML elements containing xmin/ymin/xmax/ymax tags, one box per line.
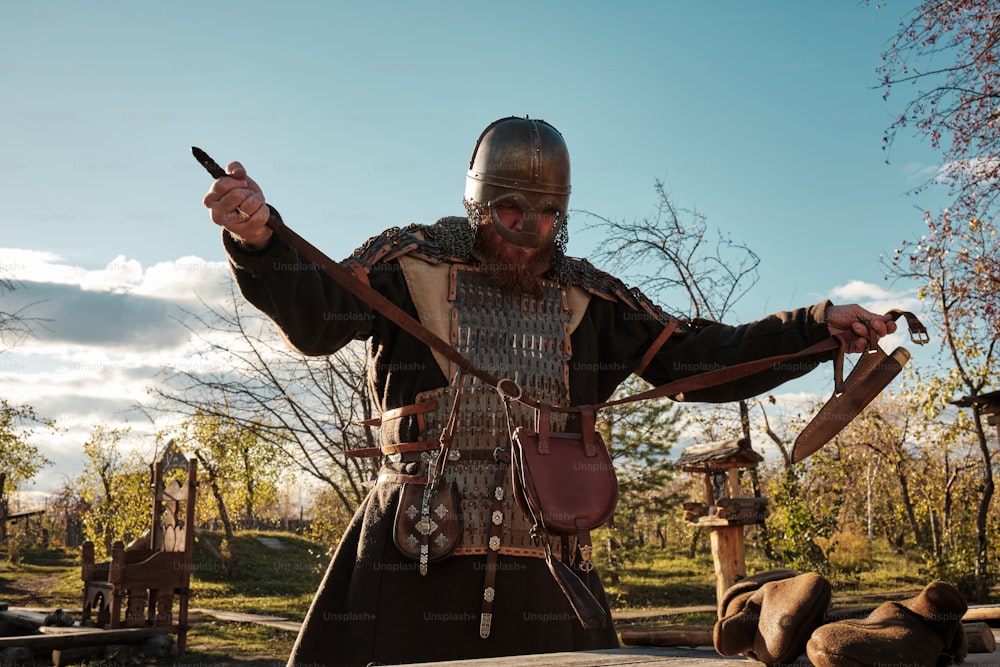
<box><xmin>202</xmin><ymin>161</ymin><xmax>273</xmax><ymax>250</ymax></box>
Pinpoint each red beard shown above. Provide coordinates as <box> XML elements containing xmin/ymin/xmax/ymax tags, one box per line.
<box><xmin>473</xmin><ymin>224</ymin><xmax>554</xmax><ymax>295</ymax></box>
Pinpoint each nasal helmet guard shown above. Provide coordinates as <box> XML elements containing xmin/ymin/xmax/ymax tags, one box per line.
<box><xmin>464</xmin><ymin>116</ymin><xmax>570</xmax><ymax>248</ymax></box>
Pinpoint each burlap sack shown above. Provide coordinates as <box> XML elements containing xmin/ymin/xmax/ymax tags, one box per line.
<box><xmin>714</xmin><ymin>570</ymin><xmax>831</xmax><ymax>666</ymax></box>
<box><xmin>806</xmin><ymin>580</ymin><xmax>968</xmax><ymax>667</ymax></box>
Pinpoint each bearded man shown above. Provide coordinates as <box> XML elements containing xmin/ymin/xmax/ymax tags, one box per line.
<box><xmin>202</xmin><ymin>116</ymin><xmax>897</xmax><ymax>667</ymax></box>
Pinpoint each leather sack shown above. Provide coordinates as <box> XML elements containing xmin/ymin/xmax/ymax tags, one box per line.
<box><xmin>511</xmin><ymin>426</ymin><xmax>619</xmax><ymax>539</ymax></box>
<box><xmin>393</xmin><ymin>481</ymin><xmax>462</xmax><ymax>568</ymax></box>
<box><xmin>509</xmin><ymin>423</ymin><xmax>616</xmax><ymax>630</ymax></box>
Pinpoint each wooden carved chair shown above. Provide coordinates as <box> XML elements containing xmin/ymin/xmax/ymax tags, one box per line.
<box><xmin>82</xmin><ymin>458</ymin><xmax>198</xmax><ymax>653</ymax></box>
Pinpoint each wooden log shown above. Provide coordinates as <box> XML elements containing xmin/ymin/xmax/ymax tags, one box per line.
<box><xmin>963</xmin><ymin>605</ymin><xmax>1000</xmax><ymax>624</ymax></box>
<box><xmin>709</xmin><ymin>525</ymin><xmax>745</xmax><ymax>604</ymax></box>
<box><xmin>965</xmin><ymin>621</ymin><xmax>996</xmax><ymax>653</ymax></box>
<box><xmin>620</xmin><ymin>625</ymin><xmax>714</xmax><ymax>648</ymax></box>
<box><xmin>0</xmin><ymin>626</ymin><xmax>167</xmax><ymax>651</ymax></box>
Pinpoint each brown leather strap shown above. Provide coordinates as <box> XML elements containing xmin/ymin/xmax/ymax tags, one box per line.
<box><xmin>585</xmin><ymin>307</ymin><xmax>928</xmax><ymax>412</ymax></box>
<box><xmin>345</xmin><ymin>446</ymin><xmax>383</xmax><ymax>458</ymax></box>
<box><xmin>343</xmin><ymin>258</ymin><xmax>371</xmax><ymax>288</ymax></box>
<box><xmin>889</xmin><ymin>309</ymin><xmax>929</xmax><ymax>344</ymax></box>
<box><xmin>634</xmin><ymin>316</ymin><xmax>678</xmax><ymax>376</ymax></box>
<box><xmin>535</xmin><ymin>403</ymin><xmax>552</xmax><ymax>455</ymax></box>
<box><xmin>360</xmin><ymin>400</ymin><xmax>440</xmax><ymax>427</ymax></box>
<box><xmin>580</xmin><ymin>406</ymin><xmax>597</xmax><ymax>457</ymax></box>
<box><xmin>265</xmin><ymin>214</ymin><xmax>927</xmax><ymax>416</ymax></box>
<box><xmin>832</xmin><ymin>338</ymin><xmax>848</xmax><ymax>395</ymax></box>
<box><xmin>267</xmin><ymin>214</ymin><xmax>513</xmax><ymax>394</ymax></box>
<box><xmin>346</xmin><ymin>440</ymin><xmax>439</xmax><ymax>458</ymax></box>
<box><xmin>479</xmin><ymin>457</ymin><xmax>508</xmax><ymax>639</ymax></box>
<box><xmin>375</xmin><ymin>472</ymin><xmax>428</xmax><ymax>485</ymax></box>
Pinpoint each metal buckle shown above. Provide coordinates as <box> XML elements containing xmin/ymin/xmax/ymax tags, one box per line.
<box><xmin>496</xmin><ymin>377</ymin><xmax>523</xmax><ymax>402</ymax></box>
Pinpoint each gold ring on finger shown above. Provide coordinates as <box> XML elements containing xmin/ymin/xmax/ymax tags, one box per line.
<box><xmin>235</xmin><ymin>207</ymin><xmax>251</xmax><ymax>221</ymax></box>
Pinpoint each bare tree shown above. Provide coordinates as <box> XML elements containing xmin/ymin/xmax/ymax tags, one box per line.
<box><xmin>578</xmin><ymin>181</ymin><xmax>776</xmax><ymax>557</ymax></box>
<box><xmin>577</xmin><ymin>181</ymin><xmax>763</xmax><ymax>444</ymax></box>
<box><xmin>0</xmin><ymin>276</ymin><xmax>42</xmax><ymax>352</ymax></box>
<box><xmin>149</xmin><ymin>284</ymin><xmax>379</xmax><ymax>518</ymax></box>
<box><xmin>578</xmin><ymin>180</ymin><xmax>759</xmax><ymax>322</ymax></box>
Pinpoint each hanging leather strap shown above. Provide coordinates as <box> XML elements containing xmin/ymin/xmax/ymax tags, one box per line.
<box><xmin>634</xmin><ymin>317</ymin><xmax>678</xmax><ymax>376</ymax></box>
<box><xmin>267</xmin><ymin>214</ymin><xmax>517</xmax><ymax>393</ymax></box>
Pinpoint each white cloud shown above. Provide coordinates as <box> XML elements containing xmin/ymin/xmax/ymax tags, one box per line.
<box><xmin>132</xmin><ymin>255</ymin><xmax>233</xmax><ymax>304</ymax></box>
<box><xmin>901</xmin><ymin>161</ymin><xmax>942</xmax><ymax>184</ymax></box>
<box><xmin>936</xmin><ymin>157</ymin><xmax>1000</xmax><ymax>184</ymax></box>
<box><xmin>829</xmin><ymin>279</ymin><xmax>895</xmax><ymax>303</ymax></box>
<box><xmin>0</xmin><ymin>247</ymin><xmax>230</xmax><ymax>300</ymax></box>
<box><xmin>0</xmin><ymin>248</ymin><xmax>244</xmax><ymax>497</ymax></box>
<box><xmin>828</xmin><ymin>279</ymin><xmax>922</xmax><ymax>315</ymax></box>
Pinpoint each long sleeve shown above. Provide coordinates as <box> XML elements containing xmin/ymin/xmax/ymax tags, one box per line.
<box><xmin>222</xmin><ymin>215</ymin><xmax>449</xmax><ymax>421</ymax></box>
<box><xmin>221</xmin><ymin>209</ymin><xmax>837</xmax><ymax>420</ymax></box>
<box><xmin>567</xmin><ymin>297</ymin><xmax>835</xmax><ymax>407</ymax></box>
<box><xmin>224</xmin><ymin>226</ymin><xmax>376</xmax><ymax>357</ymax></box>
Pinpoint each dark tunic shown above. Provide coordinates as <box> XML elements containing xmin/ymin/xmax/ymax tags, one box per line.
<box><xmin>222</xmin><ymin>218</ymin><xmax>835</xmax><ymax>667</ymax></box>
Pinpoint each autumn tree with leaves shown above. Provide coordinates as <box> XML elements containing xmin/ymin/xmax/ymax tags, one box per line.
<box><xmin>182</xmin><ymin>410</ymin><xmax>287</xmax><ymax>576</ymax></box>
<box><xmin>878</xmin><ymin>0</ymin><xmax>1000</xmax><ymax>224</ymax></box>
<box><xmin>876</xmin><ymin>0</ymin><xmax>1000</xmax><ymax>600</ymax></box>
<box><xmin>72</xmin><ymin>425</ymin><xmax>151</xmax><ymax>559</ymax></box>
<box><xmin>0</xmin><ymin>400</ymin><xmax>54</xmax><ymax>542</ymax></box>
<box><xmin>0</xmin><ymin>274</ymin><xmax>52</xmax><ymax>541</ymax></box>
<box><xmin>886</xmin><ymin>213</ymin><xmax>999</xmax><ymax>598</ymax></box>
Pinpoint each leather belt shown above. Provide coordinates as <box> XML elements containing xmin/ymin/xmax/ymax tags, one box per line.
<box><xmin>479</xmin><ymin>448</ymin><xmax>509</xmax><ymax>639</ymax></box>
<box><xmin>347</xmin><ymin>440</ymin><xmax>439</xmax><ymax>459</ymax></box>
<box><xmin>359</xmin><ymin>400</ymin><xmax>439</xmax><ymax>427</ymax></box>
<box><xmin>374</xmin><ymin>471</ymin><xmax>428</xmax><ymax>485</ymax></box>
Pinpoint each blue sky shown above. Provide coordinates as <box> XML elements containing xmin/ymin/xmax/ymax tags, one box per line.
<box><xmin>2</xmin><ymin>2</ymin><xmax>946</xmax><ymax>496</ymax></box>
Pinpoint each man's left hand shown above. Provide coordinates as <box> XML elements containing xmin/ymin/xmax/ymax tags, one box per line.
<box><xmin>826</xmin><ymin>304</ymin><xmax>898</xmax><ymax>353</ymax></box>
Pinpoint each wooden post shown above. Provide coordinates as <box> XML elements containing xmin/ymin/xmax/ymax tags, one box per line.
<box><xmin>0</xmin><ymin>471</ymin><xmax>7</xmax><ymax>543</ymax></box>
<box><xmin>709</xmin><ymin>525</ymin><xmax>746</xmax><ymax>603</ymax></box>
<box><xmin>708</xmin><ymin>469</ymin><xmax>747</xmax><ymax>602</ymax></box>
<box><xmin>675</xmin><ymin>439</ymin><xmax>763</xmax><ymax>606</ymax></box>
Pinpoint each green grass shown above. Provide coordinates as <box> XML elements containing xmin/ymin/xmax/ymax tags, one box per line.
<box><xmin>1</xmin><ymin>531</ymin><xmax>323</xmax><ymax>665</ymax></box>
<box><xmin>0</xmin><ymin>546</ymin><xmax>81</xmax><ymax>608</ymax></box>
<box><xmin>600</xmin><ymin>549</ymin><xmax>718</xmax><ymax>610</ymax></box>
<box><xmin>188</xmin><ymin>530</ymin><xmax>326</xmax><ymax>618</ymax></box>
<box><xmin>0</xmin><ymin>531</ymin><xmax>963</xmax><ymax>664</ymax></box>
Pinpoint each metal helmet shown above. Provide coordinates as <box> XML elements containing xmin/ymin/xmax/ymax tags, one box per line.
<box><xmin>464</xmin><ymin>116</ymin><xmax>570</xmax><ymax>248</ymax></box>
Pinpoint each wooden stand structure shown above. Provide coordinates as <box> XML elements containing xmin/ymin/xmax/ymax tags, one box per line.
<box><xmin>675</xmin><ymin>437</ymin><xmax>767</xmax><ymax>604</ymax></box>
<box><xmin>952</xmin><ymin>389</ymin><xmax>1000</xmax><ymax>445</ymax></box>
<box><xmin>623</xmin><ymin>439</ymin><xmax>768</xmax><ymax>648</ymax></box>
<box><xmin>81</xmin><ymin>454</ymin><xmax>197</xmax><ymax>653</ymax></box>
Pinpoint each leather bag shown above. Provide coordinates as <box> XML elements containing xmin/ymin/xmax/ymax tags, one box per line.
<box><xmin>510</xmin><ymin>406</ymin><xmax>617</xmax><ymax>572</ymax></box>
<box><xmin>393</xmin><ymin>481</ymin><xmax>462</xmax><ymax>573</ymax></box>
<box><xmin>509</xmin><ymin>405</ymin><xmax>617</xmax><ymax>629</ymax></box>
<box><xmin>392</xmin><ymin>372</ymin><xmax>467</xmax><ymax>574</ymax></box>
